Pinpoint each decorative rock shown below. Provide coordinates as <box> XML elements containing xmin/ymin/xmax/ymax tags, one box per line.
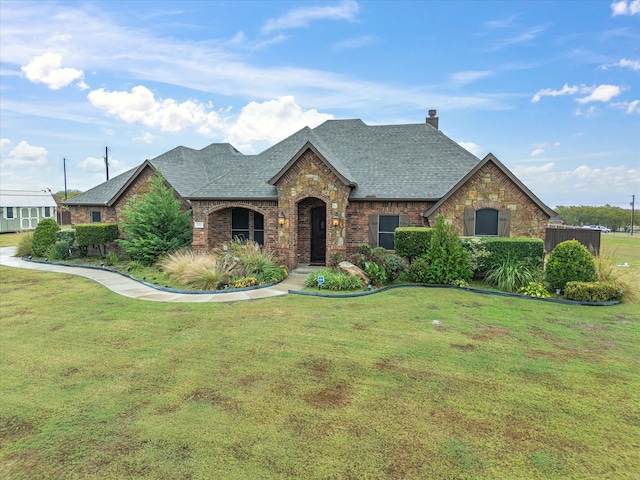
<box><xmin>338</xmin><ymin>261</ymin><xmax>369</xmax><ymax>284</ymax></box>
<box><xmin>219</xmin><ymin>254</ymin><xmax>244</xmax><ymax>277</ymax></box>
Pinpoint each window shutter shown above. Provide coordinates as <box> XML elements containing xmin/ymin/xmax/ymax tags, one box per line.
<box><xmin>464</xmin><ymin>207</ymin><xmax>475</xmax><ymax>236</ymax></box>
<box><xmin>399</xmin><ymin>214</ymin><xmax>409</xmax><ymax>227</ymax></box>
<box><xmin>368</xmin><ymin>214</ymin><xmax>378</xmax><ymax>246</ymax></box>
<box><xmin>498</xmin><ymin>209</ymin><xmax>511</xmax><ymax>237</ymax></box>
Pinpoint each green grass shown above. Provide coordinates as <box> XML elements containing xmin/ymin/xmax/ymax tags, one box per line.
<box><xmin>1</xmin><ymin>262</ymin><xmax>639</xmax><ymax>478</ymax></box>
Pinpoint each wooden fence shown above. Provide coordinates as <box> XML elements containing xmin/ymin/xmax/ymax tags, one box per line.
<box><xmin>545</xmin><ymin>227</ymin><xmax>601</xmax><ymax>255</ymax></box>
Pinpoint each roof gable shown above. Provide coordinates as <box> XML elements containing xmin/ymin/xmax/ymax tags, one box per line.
<box><xmin>422</xmin><ymin>153</ymin><xmax>556</xmax><ymax>218</ymax></box>
<box><xmin>268</xmin><ymin>141</ymin><xmax>358</xmax><ymax>187</ymax></box>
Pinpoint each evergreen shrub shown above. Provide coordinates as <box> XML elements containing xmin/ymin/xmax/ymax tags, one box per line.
<box><xmin>31</xmin><ymin>218</ymin><xmax>60</xmax><ymax>257</ymax></box>
<box><xmin>545</xmin><ymin>240</ymin><xmax>596</xmax><ymax>291</ymax></box>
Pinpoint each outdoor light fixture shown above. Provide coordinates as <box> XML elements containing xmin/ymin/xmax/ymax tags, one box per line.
<box><xmin>332</xmin><ymin>214</ymin><xmax>340</xmax><ymax>227</ymax></box>
<box><xmin>278</xmin><ymin>212</ymin><xmax>286</xmax><ymax>226</ymax></box>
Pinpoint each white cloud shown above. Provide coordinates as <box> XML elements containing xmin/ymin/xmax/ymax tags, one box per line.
<box><xmin>458</xmin><ymin>142</ymin><xmax>483</xmax><ymax>156</ymax></box>
<box><xmin>576</xmin><ymin>84</ymin><xmax>621</xmax><ymax>103</ymax></box>
<box><xmin>531</xmin><ymin>83</ymin><xmax>580</xmax><ymax>103</ymax></box>
<box><xmin>532</xmin><ymin>84</ymin><xmax>622</xmax><ymax>104</ymax></box>
<box><xmin>87</xmin><ymin>85</ymin><xmax>223</xmax><ymax>133</ymax></box>
<box><xmin>3</xmin><ymin>141</ymin><xmax>48</xmax><ymax>166</ymax></box>
<box><xmin>611</xmin><ymin>0</ymin><xmax>640</xmax><ymax>16</ymax></box>
<box><xmin>333</xmin><ymin>36</ymin><xmax>376</xmax><ymax>50</ymax></box>
<box><xmin>262</xmin><ymin>0</ymin><xmax>358</xmax><ymax>33</ymax></box>
<box><xmin>21</xmin><ymin>53</ymin><xmax>84</xmax><ymax>90</ymax></box>
<box><xmin>0</xmin><ymin>138</ymin><xmax>11</xmax><ymax>154</ymax></box>
<box><xmin>602</xmin><ymin>58</ymin><xmax>640</xmax><ymax>70</ymax></box>
<box><xmin>451</xmin><ymin>71</ymin><xmax>494</xmax><ymax>86</ymax></box>
<box><xmin>612</xmin><ymin>99</ymin><xmax>640</xmax><ymax>114</ymax></box>
<box><xmin>575</xmin><ymin>106</ymin><xmax>597</xmax><ymax>117</ymax></box>
<box><xmin>530</xmin><ymin>148</ymin><xmax>545</xmax><ymax>157</ymax></box>
<box><xmin>514</xmin><ymin>162</ymin><xmax>639</xmax><ymax>205</ymax></box>
<box><xmin>133</xmin><ymin>132</ymin><xmax>156</xmax><ymax>144</ymax></box>
<box><xmin>224</xmin><ymin>96</ymin><xmax>334</xmax><ymax>151</ymax></box>
<box><xmin>78</xmin><ymin>155</ymin><xmax>127</xmax><ymax>175</ymax></box>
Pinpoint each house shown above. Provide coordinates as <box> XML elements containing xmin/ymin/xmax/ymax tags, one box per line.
<box><xmin>0</xmin><ymin>190</ymin><xmax>58</xmax><ymax>233</ymax></box>
<box><xmin>65</xmin><ymin>111</ymin><xmax>556</xmax><ymax>268</ymax></box>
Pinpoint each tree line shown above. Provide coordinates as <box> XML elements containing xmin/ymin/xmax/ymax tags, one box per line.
<box><xmin>555</xmin><ymin>205</ymin><xmax>635</xmax><ymax>232</ymax></box>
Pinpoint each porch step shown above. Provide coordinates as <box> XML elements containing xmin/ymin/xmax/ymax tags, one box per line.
<box><xmin>291</xmin><ymin>264</ymin><xmax>324</xmax><ymax>275</ymax></box>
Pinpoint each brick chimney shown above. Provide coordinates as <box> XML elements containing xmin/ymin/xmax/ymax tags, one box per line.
<box><xmin>426</xmin><ymin>109</ymin><xmax>439</xmax><ymax>129</ymax></box>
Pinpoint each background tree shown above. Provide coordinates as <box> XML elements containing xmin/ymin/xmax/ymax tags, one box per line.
<box><xmin>555</xmin><ymin>205</ymin><xmax>633</xmax><ymax>232</ymax></box>
<box><xmin>118</xmin><ymin>171</ymin><xmax>192</xmax><ymax>265</ymax></box>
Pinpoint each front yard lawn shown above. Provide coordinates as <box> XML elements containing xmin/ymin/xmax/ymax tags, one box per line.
<box><xmin>1</xmin><ymin>264</ymin><xmax>638</xmax><ymax>479</ymax></box>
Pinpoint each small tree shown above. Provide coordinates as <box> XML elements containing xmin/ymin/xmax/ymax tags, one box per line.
<box><xmin>118</xmin><ymin>172</ymin><xmax>192</xmax><ymax>265</ymax></box>
<box><xmin>31</xmin><ymin>218</ymin><xmax>60</xmax><ymax>257</ymax></box>
<box><xmin>423</xmin><ymin>215</ymin><xmax>472</xmax><ymax>285</ymax></box>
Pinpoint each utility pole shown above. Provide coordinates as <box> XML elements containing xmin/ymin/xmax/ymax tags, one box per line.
<box><xmin>104</xmin><ymin>147</ymin><xmax>110</xmax><ymax>181</ymax></box>
<box><xmin>63</xmin><ymin>157</ymin><xmax>68</xmax><ymax>201</ymax></box>
<box><xmin>631</xmin><ymin>194</ymin><xmax>635</xmax><ymax>236</ymax></box>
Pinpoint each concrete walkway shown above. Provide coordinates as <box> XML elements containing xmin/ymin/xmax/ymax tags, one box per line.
<box><xmin>0</xmin><ymin>246</ymin><xmax>313</xmax><ymax>303</ymax></box>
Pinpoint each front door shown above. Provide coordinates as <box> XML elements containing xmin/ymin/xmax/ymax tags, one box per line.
<box><xmin>310</xmin><ymin>206</ymin><xmax>326</xmax><ymax>264</ymax></box>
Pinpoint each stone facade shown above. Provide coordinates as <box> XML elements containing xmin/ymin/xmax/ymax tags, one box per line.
<box><xmin>424</xmin><ymin>160</ymin><xmax>549</xmax><ymax>238</ymax></box>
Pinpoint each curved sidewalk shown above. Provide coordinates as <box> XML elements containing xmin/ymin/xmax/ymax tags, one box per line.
<box><xmin>0</xmin><ymin>246</ymin><xmax>308</xmax><ymax>303</ymax></box>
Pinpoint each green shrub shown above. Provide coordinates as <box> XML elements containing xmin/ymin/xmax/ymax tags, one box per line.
<box><xmin>422</xmin><ymin>215</ymin><xmax>472</xmax><ymax>285</ymax></box>
<box><xmin>48</xmin><ymin>240</ymin><xmax>71</xmax><ymax>260</ymax></box>
<box><xmin>484</xmin><ymin>256</ymin><xmax>543</xmax><ymax>292</ymax></box>
<box><xmin>31</xmin><ymin>218</ymin><xmax>60</xmax><ymax>257</ymax></box>
<box><xmin>517</xmin><ymin>282</ymin><xmax>551</xmax><ymax>298</ymax></box>
<box><xmin>104</xmin><ymin>252</ymin><xmax>120</xmax><ymax>266</ymax></box>
<box><xmin>56</xmin><ymin>229</ymin><xmax>77</xmax><ymax>248</ymax></box>
<box><xmin>15</xmin><ymin>230</ymin><xmax>34</xmax><ymax>257</ymax></box>
<box><xmin>328</xmin><ymin>251</ymin><xmax>348</xmax><ymax>268</ymax></box>
<box><xmin>304</xmin><ymin>268</ymin><xmax>363</xmax><ymax>291</ymax></box>
<box><xmin>545</xmin><ymin>240</ymin><xmax>596</xmax><ymax>291</ymax></box>
<box><xmin>394</xmin><ymin>227</ymin><xmax>433</xmax><ymax>261</ymax></box>
<box><xmin>409</xmin><ymin>256</ymin><xmax>430</xmax><ymax>283</ymax></box>
<box><xmin>381</xmin><ymin>253</ymin><xmax>408</xmax><ymax>282</ymax></box>
<box><xmin>76</xmin><ymin>223</ymin><xmax>119</xmax><ymax>256</ymax></box>
<box><xmin>594</xmin><ymin>248</ymin><xmax>639</xmax><ymax>304</ymax></box>
<box><xmin>564</xmin><ymin>281</ymin><xmax>623</xmax><ymax>302</ymax></box>
<box><xmin>461</xmin><ymin>237</ymin><xmax>544</xmax><ymax>275</ymax></box>
<box><xmin>118</xmin><ymin>171</ymin><xmax>192</xmax><ymax>265</ymax></box>
<box><xmin>364</xmin><ymin>261</ymin><xmax>387</xmax><ymax>286</ymax></box>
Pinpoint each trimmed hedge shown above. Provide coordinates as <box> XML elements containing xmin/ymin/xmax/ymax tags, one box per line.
<box><xmin>394</xmin><ymin>227</ymin><xmax>433</xmax><ymax>260</ymax></box>
<box><xmin>460</xmin><ymin>237</ymin><xmax>545</xmax><ymax>273</ymax></box>
<box><xmin>75</xmin><ymin>223</ymin><xmax>119</xmax><ymax>255</ymax></box>
<box><xmin>565</xmin><ymin>281</ymin><xmax>622</xmax><ymax>302</ymax></box>
<box><xmin>546</xmin><ymin>240</ymin><xmax>596</xmax><ymax>291</ymax></box>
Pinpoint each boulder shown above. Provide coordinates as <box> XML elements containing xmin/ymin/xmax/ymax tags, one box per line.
<box><xmin>338</xmin><ymin>261</ymin><xmax>369</xmax><ymax>284</ymax></box>
<box><xmin>219</xmin><ymin>254</ymin><xmax>244</xmax><ymax>277</ymax></box>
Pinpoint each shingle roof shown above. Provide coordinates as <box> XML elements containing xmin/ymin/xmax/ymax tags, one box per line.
<box><xmin>65</xmin><ymin>119</ymin><xmax>483</xmax><ymax>205</ymax></box>
<box><xmin>0</xmin><ymin>190</ymin><xmax>58</xmax><ymax>207</ymax></box>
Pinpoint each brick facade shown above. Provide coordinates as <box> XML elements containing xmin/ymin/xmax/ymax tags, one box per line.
<box><xmin>424</xmin><ymin>160</ymin><xmax>549</xmax><ymax>238</ymax></box>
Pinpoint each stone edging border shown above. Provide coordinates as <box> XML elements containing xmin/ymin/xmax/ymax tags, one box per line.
<box><xmin>289</xmin><ymin>283</ymin><xmax>621</xmax><ymax>306</ymax></box>
<box><xmin>21</xmin><ymin>257</ymin><xmax>278</xmax><ymax>295</ymax></box>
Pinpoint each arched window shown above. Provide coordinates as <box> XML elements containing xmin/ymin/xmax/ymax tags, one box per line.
<box><xmin>231</xmin><ymin>208</ymin><xmax>264</xmax><ymax>245</ymax></box>
<box><xmin>475</xmin><ymin>208</ymin><xmax>498</xmax><ymax>236</ymax></box>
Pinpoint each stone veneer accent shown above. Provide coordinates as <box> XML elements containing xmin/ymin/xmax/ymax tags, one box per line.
<box><xmin>424</xmin><ymin>161</ymin><xmax>549</xmax><ymax>238</ymax></box>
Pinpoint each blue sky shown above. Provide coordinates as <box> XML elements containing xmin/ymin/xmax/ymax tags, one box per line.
<box><xmin>1</xmin><ymin>0</ymin><xmax>638</xmax><ymax>209</ymax></box>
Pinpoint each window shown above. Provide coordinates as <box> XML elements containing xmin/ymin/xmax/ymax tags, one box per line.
<box><xmin>44</xmin><ymin>207</ymin><xmax>51</xmax><ymax>217</ymax></box>
<box><xmin>6</xmin><ymin>207</ymin><xmax>14</xmax><ymax>219</ymax></box>
<box><xmin>231</xmin><ymin>208</ymin><xmax>249</xmax><ymax>242</ymax></box>
<box><xmin>231</xmin><ymin>209</ymin><xmax>265</xmax><ymax>245</ymax></box>
<box><xmin>378</xmin><ymin>215</ymin><xmax>400</xmax><ymax>249</ymax></box>
<box><xmin>253</xmin><ymin>212</ymin><xmax>264</xmax><ymax>245</ymax></box>
<box><xmin>91</xmin><ymin>211</ymin><xmax>101</xmax><ymax>223</ymax></box>
<box><xmin>368</xmin><ymin>214</ymin><xmax>409</xmax><ymax>250</ymax></box>
<box><xmin>475</xmin><ymin>209</ymin><xmax>498</xmax><ymax>236</ymax></box>
<box><xmin>464</xmin><ymin>207</ymin><xmax>511</xmax><ymax>237</ymax></box>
